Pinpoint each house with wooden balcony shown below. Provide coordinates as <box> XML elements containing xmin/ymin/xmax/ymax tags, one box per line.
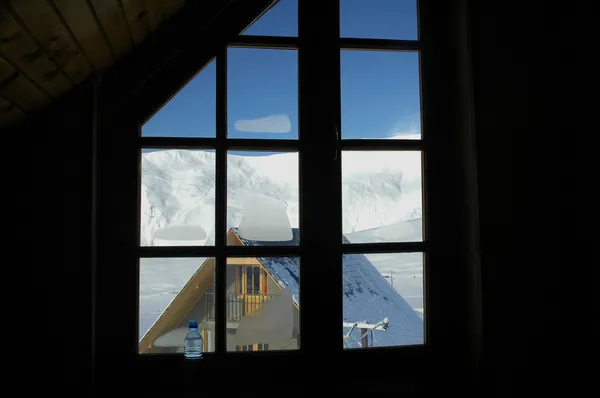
<box><xmin>139</xmin><ymin>226</ymin><xmax>423</xmax><ymax>353</ymax></box>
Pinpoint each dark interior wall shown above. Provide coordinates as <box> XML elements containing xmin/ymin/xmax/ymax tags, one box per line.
<box><xmin>8</xmin><ymin>0</ymin><xmax>574</xmax><ymax>394</ymax></box>
<box><xmin>8</xmin><ymin>81</ymin><xmax>96</xmax><ymax>391</ymax></box>
<box><xmin>468</xmin><ymin>0</ymin><xmax>571</xmax><ymax>396</ymax></box>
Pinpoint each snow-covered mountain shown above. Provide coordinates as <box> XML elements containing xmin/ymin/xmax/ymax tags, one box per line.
<box><xmin>140</xmin><ymin>150</ymin><xmax>422</xmax><ymax>246</ymax></box>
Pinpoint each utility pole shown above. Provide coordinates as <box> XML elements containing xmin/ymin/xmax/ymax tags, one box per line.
<box><xmin>360</xmin><ymin>328</ymin><xmax>368</xmax><ymax>348</ymax></box>
<box><xmin>383</xmin><ymin>272</ymin><xmax>394</xmax><ymax>288</ymax></box>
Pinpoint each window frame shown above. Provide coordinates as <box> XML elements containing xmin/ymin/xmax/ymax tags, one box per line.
<box><xmin>94</xmin><ymin>0</ymin><xmax>476</xmax><ymax>390</ymax></box>
<box><xmin>235</xmin><ymin>264</ymin><xmax>266</xmax><ymax>295</ymax></box>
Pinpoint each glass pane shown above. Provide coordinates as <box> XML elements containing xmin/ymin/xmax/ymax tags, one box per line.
<box><xmin>139</xmin><ymin>257</ymin><xmax>216</xmax><ymax>354</ymax></box>
<box><xmin>142</xmin><ymin>59</ymin><xmax>215</xmax><ymax>138</ymax></box>
<box><xmin>343</xmin><ymin>253</ymin><xmax>424</xmax><ymax>349</ymax></box>
<box><xmin>340</xmin><ymin>0</ymin><xmax>418</xmax><ymax>40</ymax></box>
<box><xmin>227</xmin><ymin>151</ymin><xmax>298</xmax><ymax>244</ymax></box>
<box><xmin>226</xmin><ymin>257</ymin><xmax>300</xmax><ymax>352</ymax></box>
<box><xmin>241</xmin><ymin>0</ymin><xmax>297</xmax><ymax>37</ymax></box>
<box><xmin>140</xmin><ymin>149</ymin><xmax>215</xmax><ymax>246</ymax></box>
<box><xmin>341</xmin><ymin>51</ymin><xmax>421</xmax><ymax>139</ymax></box>
<box><xmin>227</xmin><ymin>48</ymin><xmax>298</xmax><ymax>139</ymax></box>
<box><xmin>342</xmin><ymin>151</ymin><xmax>423</xmax><ymax>243</ymax></box>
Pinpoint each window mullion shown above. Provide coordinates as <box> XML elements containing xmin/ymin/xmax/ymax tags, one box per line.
<box><xmin>215</xmin><ymin>45</ymin><xmax>227</xmax><ymax>355</ymax></box>
<box><xmin>298</xmin><ymin>0</ymin><xmax>342</xmax><ymax>358</ymax></box>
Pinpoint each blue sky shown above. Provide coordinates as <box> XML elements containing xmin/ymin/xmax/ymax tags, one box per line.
<box><xmin>142</xmin><ymin>0</ymin><xmax>420</xmax><ymax>154</ymax></box>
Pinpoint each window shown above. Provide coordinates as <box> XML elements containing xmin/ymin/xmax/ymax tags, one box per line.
<box><xmin>98</xmin><ymin>0</ymin><xmax>467</xmax><ymax>384</ymax></box>
<box><xmin>236</xmin><ymin>265</ymin><xmax>266</xmax><ymax>295</ymax></box>
<box><xmin>236</xmin><ymin>344</ymin><xmax>270</xmax><ymax>351</ymax></box>
<box><xmin>135</xmin><ymin>0</ymin><xmax>426</xmax><ymax>356</ymax></box>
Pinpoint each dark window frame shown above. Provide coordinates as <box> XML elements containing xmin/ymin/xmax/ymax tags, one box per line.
<box><xmin>94</xmin><ymin>0</ymin><xmax>478</xmax><ymax>391</ymax></box>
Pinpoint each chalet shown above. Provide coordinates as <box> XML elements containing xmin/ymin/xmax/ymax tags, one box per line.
<box><xmin>139</xmin><ymin>227</ymin><xmax>423</xmax><ymax>353</ymax></box>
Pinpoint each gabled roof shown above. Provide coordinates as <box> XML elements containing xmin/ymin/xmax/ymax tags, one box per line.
<box><xmin>233</xmin><ymin>227</ymin><xmax>301</xmax><ymax>306</ymax></box>
<box><xmin>140</xmin><ymin>227</ymin><xmax>423</xmax><ymax>351</ymax></box>
<box><xmin>233</xmin><ymin>228</ymin><xmax>424</xmax><ymax>347</ymax></box>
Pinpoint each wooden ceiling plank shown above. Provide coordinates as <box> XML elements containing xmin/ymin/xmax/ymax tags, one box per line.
<box><xmin>0</xmin><ymin>75</ymin><xmax>50</xmax><ymax>111</ymax></box>
<box><xmin>120</xmin><ymin>0</ymin><xmax>150</xmax><ymax>47</ymax></box>
<box><xmin>0</xmin><ymin>6</ymin><xmax>71</xmax><ymax>98</ymax></box>
<box><xmin>0</xmin><ymin>96</ymin><xmax>27</xmax><ymax>126</ymax></box>
<box><xmin>142</xmin><ymin>0</ymin><xmax>164</xmax><ymax>33</ymax></box>
<box><xmin>0</xmin><ymin>56</ymin><xmax>51</xmax><ymax>112</ymax></box>
<box><xmin>161</xmin><ymin>0</ymin><xmax>186</xmax><ymax>19</ymax></box>
<box><xmin>51</xmin><ymin>0</ymin><xmax>113</xmax><ymax>71</ymax></box>
<box><xmin>89</xmin><ymin>0</ymin><xmax>133</xmax><ymax>61</ymax></box>
<box><xmin>9</xmin><ymin>0</ymin><xmax>93</xmax><ymax>85</ymax></box>
<box><xmin>0</xmin><ymin>54</ymin><xmax>16</xmax><ymax>85</ymax></box>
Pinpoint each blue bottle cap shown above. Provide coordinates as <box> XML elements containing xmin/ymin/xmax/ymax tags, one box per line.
<box><xmin>189</xmin><ymin>320</ymin><xmax>198</xmax><ymax>328</ymax></box>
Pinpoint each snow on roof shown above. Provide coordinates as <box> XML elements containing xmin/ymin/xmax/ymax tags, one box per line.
<box><xmin>233</xmin><ymin>227</ymin><xmax>300</xmax><ymax>305</ymax></box>
<box><xmin>232</xmin><ymin>228</ymin><xmax>424</xmax><ymax>347</ymax></box>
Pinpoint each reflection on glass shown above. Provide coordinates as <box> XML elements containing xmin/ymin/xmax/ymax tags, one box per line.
<box><xmin>341</xmin><ymin>50</ymin><xmax>421</xmax><ymax>139</ymax></box>
<box><xmin>225</xmin><ymin>256</ymin><xmax>300</xmax><ymax>352</ymax></box>
<box><xmin>140</xmin><ymin>149</ymin><xmax>216</xmax><ymax>246</ymax></box>
<box><xmin>342</xmin><ymin>252</ymin><xmax>424</xmax><ymax>349</ymax></box>
<box><xmin>340</xmin><ymin>0</ymin><xmax>418</xmax><ymax>40</ymax></box>
<box><xmin>139</xmin><ymin>258</ymin><xmax>216</xmax><ymax>354</ymax></box>
<box><xmin>342</xmin><ymin>151</ymin><xmax>423</xmax><ymax>243</ymax></box>
<box><xmin>227</xmin><ymin>151</ymin><xmax>298</xmax><ymax>244</ymax></box>
<box><xmin>241</xmin><ymin>0</ymin><xmax>297</xmax><ymax>37</ymax></box>
<box><xmin>227</xmin><ymin>48</ymin><xmax>298</xmax><ymax>139</ymax></box>
<box><xmin>142</xmin><ymin>59</ymin><xmax>215</xmax><ymax>138</ymax></box>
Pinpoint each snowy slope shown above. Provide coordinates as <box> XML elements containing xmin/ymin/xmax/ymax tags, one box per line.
<box><xmin>140</xmin><ymin>150</ymin><xmax>421</xmax><ymax>246</ymax></box>
<box><xmin>345</xmin><ymin>218</ymin><xmax>424</xmax><ymax>315</ymax></box>
<box><xmin>139</xmin><ymin>149</ymin><xmax>424</xmax><ymax>341</ymax></box>
<box><xmin>230</xmin><ymin>227</ymin><xmax>423</xmax><ymax>347</ymax></box>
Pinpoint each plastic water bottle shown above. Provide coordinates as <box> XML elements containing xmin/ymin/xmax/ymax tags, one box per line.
<box><xmin>184</xmin><ymin>320</ymin><xmax>203</xmax><ymax>359</ymax></box>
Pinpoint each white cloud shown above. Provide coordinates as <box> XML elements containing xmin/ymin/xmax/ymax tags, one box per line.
<box><xmin>234</xmin><ymin>114</ymin><xmax>291</xmax><ymax>133</ymax></box>
<box><xmin>388</xmin><ymin>132</ymin><xmax>421</xmax><ymax>140</ymax></box>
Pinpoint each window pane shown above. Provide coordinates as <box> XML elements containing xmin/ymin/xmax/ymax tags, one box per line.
<box><xmin>340</xmin><ymin>0</ymin><xmax>418</xmax><ymax>40</ymax></box>
<box><xmin>139</xmin><ymin>257</ymin><xmax>216</xmax><ymax>354</ymax></box>
<box><xmin>343</xmin><ymin>253</ymin><xmax>424</xmax><ymax>349</ymax></box>
<box><xmin>142</xmin><ymin>59</ymin><xmax>215</xmax><ymax>138</ymax></box>
<box><xmin>227</xmin><ymin>151</ymin><xmax>298</xmax><ymax>245</ymax></box>
<box><xmin>140</xmin><ymin>149</ymin><xmax>215</xmax><ymax>246</ymax></box>
<box><xmin>253</xmin><ymin>266</ymin><xmax>261</xmax><ymax>294</ymax></box>
<box><xmin>227</xmin><ymin>48</ymin><xmax>298</xmax><ymax>139</ymax></box>
<box><xmin>341</xmin><ymin>51</ymin><xmax>421</xmax><ymax>139</ymax></box>
<box><xmin>241</xmin><ymin>0</ymin><xmax>297</xmax><ymax>37</ymax></box>
<box><xmin>342</xmin><ymin>151</ymin><xmax>423</xmax><ymax>243</ymax></box>
<box><xmin>246</xmin><ymin>266</ymin><xmax>253</xmax><ymax>294</ymax></box>
<box><xmin>226</xmin><ymin>257</ymin><xmax>300</xmax><ymax>352</ymax></box>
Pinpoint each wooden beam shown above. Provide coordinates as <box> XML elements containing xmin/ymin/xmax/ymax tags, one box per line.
<box><xmin>226</xmin><ymin>257</ymin><xmax>262</xmax><ymax>265</ymax></box>
<box><xmin>160</xmin><ymin>0</ymin><xmax>185</xmax><ymax>19</ymax></box>
<box><xmin>52</xmin><ymin>0</ymin><xmax>113</xmax><ymax>71</ymax></box>
<box><xmin>0</xmin><ymin>5</ymin><xmax>71</xmax><ymax>97</ymax></box>
<box><xmin>89</xmin><ymin>0</ymin><xmax>133</xmax><ymax>61</ymax></box>
<box><xmin>120</xmin><ymin>0</ymin><xmax>150</xmax><ymax>47</ymax></box>
<box><xmin>8</xmin><ymin>0</ymin><xmax>93</xmax><ymax>84</ymax></box>
<box><xmin>0</xmin><ymin>56</ymin><xmax>50</xmax><ymax>111</ymax></box>
<box><xmin>3</xmin><ymin>1</ymin><xmax>76</xmax><ymax>86</ymax></box>
<box><xmin>0</xmin><ymin>96</ymin><xmax>26</xmax><ymax>126</ymax></box>
<box><xmin>141</xmin><ymin>0</ymin><xmax>164</xmax><ymax>32</ymax></box>
<box><xmin>0</xmin><ymin>55</ymin><xmax>16</xmax><ymax>85</ymax></box>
